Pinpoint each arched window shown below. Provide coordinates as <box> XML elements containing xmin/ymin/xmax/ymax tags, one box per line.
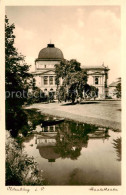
<box><xmin>95</xmin><ymin>77</ymin><xmax>99</xmax><ymax>85</ymax></box>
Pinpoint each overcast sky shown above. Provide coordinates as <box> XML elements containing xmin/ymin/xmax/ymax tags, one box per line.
<box><xmin>6</xmin><ymin>6</ymin><xmax>121</xmax><ymax>84</ymax></box>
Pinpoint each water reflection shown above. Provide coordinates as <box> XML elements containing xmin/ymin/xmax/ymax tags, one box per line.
<box><xmin>6</xmin><ymin>108</ymin><xmax>58</xmax><ymax>140</ymax></box>
<box><xmin>68</xmin><ymin>168</ymin><xmax>84</xmax><ymax>185</ymax></box>
<box><xmin>34</xmin><ymin>121</ymin><xmax>111</xmax><ymax>162</ymax></box>
<box><xmin>35</xmin><ymin>129</ymin><xmax>61</xmax><ymax>162</ymax></box>
<box><xmin>6</xmin><ymin>109</ymin><xmax>29</xmax><ymax>137</ymax></box>
<box><xmin>6</xmin><ymin>108</ymin><xmax>121</xmax><ymax>185</ymax></box>
<box><xmin>112</xmin><ymin>137</ymin><xmax>121</xmax><ymax>161</ymax></box>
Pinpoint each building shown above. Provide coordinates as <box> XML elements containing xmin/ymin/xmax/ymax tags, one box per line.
<box><xmin>32</xmin><ymin>43</ymin><xmax>63</xmax><ymax>98</ymax></box>
<box><xmin>32</xmin><ymin>43</ymin><xmax>110</xmax><ymax>99</ymax></box>
<box><xmin>108</xmin><ymin>80</ymin><xmax>119</xmax><ymax>99</ymax></box>
<box><xmin>82</xmin><ymin>65</ymin><xmax>110</xmax><ymax>99</ymax></box>
<box><xmin>36</xmin><ymin>133</ymin><xmax>61</xmax><ymax>163</ymax></box>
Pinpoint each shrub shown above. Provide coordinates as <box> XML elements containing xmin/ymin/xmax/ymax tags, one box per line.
<box><xmin>6</xmin><ymin>131</ymin><xmax>45</xmax><ymax>185</ymax></box>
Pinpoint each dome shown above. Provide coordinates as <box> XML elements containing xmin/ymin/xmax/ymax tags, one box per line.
<box><xmin>38</xmin><ymin>146</ymin><xmax>60</xmax><ymax>162</ymax></box>
<box><xmin>38</xmin><ymin>44</ymin><xmax>64</xmax><ymax>60</ymax></box>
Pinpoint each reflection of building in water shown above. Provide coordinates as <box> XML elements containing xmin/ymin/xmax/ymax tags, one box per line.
<box><xmin>41</xmin><ymin>125</ymin><xmax>57</xmax><ymax>133</ymax></box>
<box><xmin>37</xmin><ymin>145</ymin><xmax>60</xmax><ymax>162</ymax></box>
<box><xmin>35</xmin><ymin>124</ymin><xmax>110</xmax><ymax>162</ymax></box>
<box><xmin>35</xmin><ymin>125</ymin><xmax>62</xmax><ymax>162</ymax></box>
<box><xmin>87</xmin><ymin>129</ymin><xmax>110</xmax><ymax>142</ymax></box>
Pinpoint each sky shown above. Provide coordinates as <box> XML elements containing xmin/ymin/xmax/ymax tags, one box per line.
<box><xmin>6</xmin><ymin>6</ymin><xmax>121</xmax><ymax>84</ymax></box>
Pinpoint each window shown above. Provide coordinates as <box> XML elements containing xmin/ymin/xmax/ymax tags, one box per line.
<box><xmin>95</xmin><ymin>77</ymin><xmax>99</xmax><ymax>85</ymax></box>
<box><xmin>45</xmin><ymin>65</ymin><xmax>46</xmax><ymax>68</ymax></box>
<box><xmin>49</xmin><ymin>76</ymin><xmax>53</xmax><ymax>85</ymax></box>
<box><xmin>50</xmin><ymin>126</ymin><xmax>54</xmax><ymax>132</ymax></box>
<box><xmin>44</xmin><ymin>126</ymin><xmax>48</xmax><ymax>132</ymax></box>
<box><xmin>44</xmin><ymin>76</ymin><xmax>48</xmax><ymax>85</ymax></box>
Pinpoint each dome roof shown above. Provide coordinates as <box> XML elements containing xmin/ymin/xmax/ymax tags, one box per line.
<box><xmin>38</xmin><ymin>146</ymin><xmax>60</xmax><ymax>162</ymax></box>
<box><xmin>38</xmin><ymin>44</ymin><xmax>64</xmax><ymax>60</ymax></box>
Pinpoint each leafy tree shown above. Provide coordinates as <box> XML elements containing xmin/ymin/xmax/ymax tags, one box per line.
<box><xmin>55</xmin><ymin>59</ymin><xmax>87</xmax><ymax>104</ymax></box>
<box><xmin>5</xmin><ymin>16</ymin><xmax>33</xmax><ymax>133</ymax></box>
<box><xmin>83</xmin><ymin>84</ymin><xmax>98</xmax><ymax>99</ymax></box>
<box><xmin>114</xmin><ymin>77</ymin><xmax>121</xmax><ymax>98</ymax></box>
<box><xmin>55</xmin><ymin>59</ymin><xmax>81</xmax><ymax>81</ymax></box>
<box><xmin>5</xmin><ymin>15</ymin><xmax>33</xmax><ymax>114</ymax></box>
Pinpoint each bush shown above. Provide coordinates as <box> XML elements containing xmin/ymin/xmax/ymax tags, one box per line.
<box><xmin>27</xmin><ymin>87</ymin><xmax>46</xmax><ymax>104</ymax></box>
<box><xmin>6</xmin><ymin>131</ymin><xmax>45</xmax><ymax>185</ymax></box>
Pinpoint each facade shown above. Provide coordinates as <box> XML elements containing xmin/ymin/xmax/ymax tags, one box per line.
<box><xmin>32</xmin><ymin>43</ymin><xmax>110</xmax><ymax>99</ymax></box>
<box><xmin>108</xmin><ymin>81</ymin><xmax>118</xmax><ymax>99</ymax></box>
<box><xmin>82</xmin><ymin>65</ymin><xmax>109</xmax><ymax>98</ymax></box>
<box><xmin>32</xmin><ymin>43</ymin><xmax>63</xmax><ymax>97</ymax></box>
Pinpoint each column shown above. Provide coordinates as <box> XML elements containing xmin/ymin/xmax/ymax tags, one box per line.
<box><xmin>93</xmin><ymin>76</ymin><xmax>95</xmax><ymax>85</ymax></box>
<box><xmin>52</xmin><ymin>76</ymin><xmax>54</xmax><ymax>85</ymax></box>
<box><xmin>41</xmin><ymin>76</ymin><xmax>43</xmax><ymax>87</ymax></box>
<box><xmin>102</xmin><ymin>76</ymin><xmax>103</xmax><ymax>93</ymax></box>
<box><xmin>53</xmin><ymin>125</ymin><xmax>56</xmax><ymax>132</ymax></box>
<box><xmin>48</xmin><ymin>76</ymin><xmax>49</xmax><ymax>86</ymax></box>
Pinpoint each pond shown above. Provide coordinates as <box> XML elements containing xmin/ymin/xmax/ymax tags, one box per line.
<box><xmin>7</xmin><ymin>109</ymin><xmax>121</xmax><ymax>185</ymax></box>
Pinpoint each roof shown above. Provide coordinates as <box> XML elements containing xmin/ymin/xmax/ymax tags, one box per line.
<box><xmin>37</xmin><ymin>146</ymin><xmax>60</xmax><ymax>160</ymax></box>
<box><xmin>32</xmin><ymin>69</ymin><xmax>55</xmax><ymax>75</ymax></box>
<box><xmin>81</xmin><ymin>65</ymin><xmax>110</xmax><ymax>70</ymax></box>
<box><xmin>37</xmin><ymin>43</ymin><xmax>64</xmax><ymax>60</ymax></box>
<box><xmin>109</xmin><ymin>81</ymin><xmax>118</xmax><ymax>87</ymax></box>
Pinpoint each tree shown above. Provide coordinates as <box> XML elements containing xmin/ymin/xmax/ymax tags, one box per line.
<box><xmin>83</xmin><ymin>84</ymin><xmax>98</xmax><ymax>100</ymax></box>
<box><xmin>55</xmin><ymin>59</ymin><xmax>81</xmax><ymax>81</ymax></box>
<box><xmin>5</xmin><ymin>15</ymin><xmax>33</xmax><ymax>111</ymax></box>
<box><xmin>55</xmin><ymin>59</ymin><xmax>87</xmax><ymax>104</ymax></box>
<box><xmin>114</xmin><ymin>77</ymin><xmax>121</xmax><ymax>98</ymax></box>
<box><xmin>5</xmin><ymin>15</ymin><xmax>33</xmax><ymax>131</ymax></box>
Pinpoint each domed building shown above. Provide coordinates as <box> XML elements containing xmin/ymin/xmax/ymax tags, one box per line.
<box><xmin>32</xmin><ymin>43</ymin><xmax>64</xmax><ymax>96</ymax></box>
<box><xmin>32</xmin><ymin>43</ymin><xmax>110</xmax><ymax>99</ymax></box>
<box><xmin>35</xmin><ymin>131</ymin><xmax>62</xmax><ymax>162</ymax></box>
<box><xmin>37</xmin><ymin>146</ymin><xmax>61</xmax><ymax>162</ymax></box>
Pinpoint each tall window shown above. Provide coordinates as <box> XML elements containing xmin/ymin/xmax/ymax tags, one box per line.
<box><xmin>95</xmin><ymin>77</ymin><xmax>99</xmax><ymax>85</ymax></box>
<box><xmin>49</xmin><ymin>76</ymin><xmax>53</xmax><ymax>85</ymax></box>
<box><xmin>44</xmin><ymin>76</ymin><xmax>48</xmax><ymax>85</ymax></box>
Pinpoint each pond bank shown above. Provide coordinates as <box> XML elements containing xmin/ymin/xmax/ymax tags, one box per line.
<box><xmin>25</xmin><ymin>101</ymin><xmax>121</xmax><ymax>130</ymax></box>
